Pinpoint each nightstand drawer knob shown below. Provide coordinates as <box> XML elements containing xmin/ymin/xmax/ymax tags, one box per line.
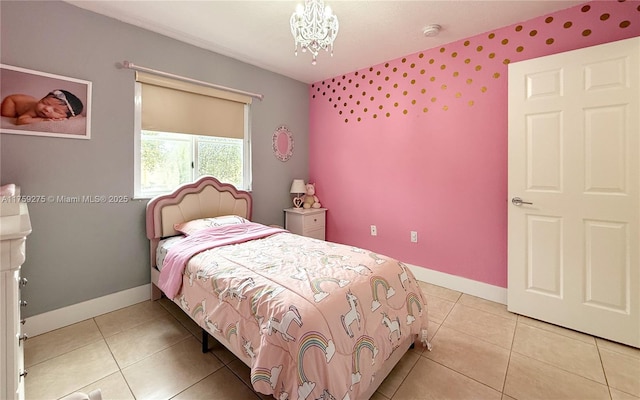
<box><xmin>20</xmin><ymin>300</ymin><xmax>28</xmax><ymax>307</ymax></box>
<box><xmin>19</xmin><ymin>333</ymin><xmax>28</xmax><ymax>343</ymax></box>
<box><xmin>19</xmin><ymin>277</ymin><xmax>28</xmax><ymax>287</ymax></box>
<box><xmin>19</xmin><ymin>369</ymin><xmax>28</xmax><ymax>379</ymax></box>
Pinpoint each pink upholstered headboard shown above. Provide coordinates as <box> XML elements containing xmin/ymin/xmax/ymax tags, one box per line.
<box><xmin>146</xmin><ymin>176</ymin><xmax>252</xmax><ymax>241</ymax></box>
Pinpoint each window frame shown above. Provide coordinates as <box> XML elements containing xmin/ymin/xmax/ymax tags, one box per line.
<box><xmin>133</xmin><ymin>82</ymin><xmax>252</xmax><ymax>199</ymax></box>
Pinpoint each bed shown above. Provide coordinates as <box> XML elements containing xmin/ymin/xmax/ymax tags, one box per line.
<box><xmin>146</xmin><ymin>176</ymin><xmax>431</xmax><ymax>400</ymax></box>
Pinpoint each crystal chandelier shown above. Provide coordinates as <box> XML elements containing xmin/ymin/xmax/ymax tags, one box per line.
<box><xmin>290</xmin><ymin>0</ymin><xmax>339</xmax><ymax>65</ymax></box>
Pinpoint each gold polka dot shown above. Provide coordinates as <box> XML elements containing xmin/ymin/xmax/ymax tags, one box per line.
<box><xmin>393</xmin><ymin>83</ymin><xmax>398</xmax><ymax>88</ymax></box>
<box><xmin>502</xmin><ymin>38</ymin><xmax>509</xmax><ymax>45</ymax></box>
<box><xmin>430</xmin><ymin>77</ymin><xmax>436</xmax><ymax>82</ymax></box>
<box><xmin>385</xmin><ymin>63</ymin><xmax>390</xmax><ymax>68</ymax></box>
<box><xmin>468</xmin><ymin>100</ymin><xmax>474</xmax><ymax>106</ymax></box>
<box><xmin>403</xmin><ymin>72</ymin><xmax>408</xmax><ymax>77</ymax></box>
<box><xmin>488</xmin><ymin>33</ymin><xmax>496</xmax><ymax>39</ymax></box>
<box><xmin>386</xmin><ymin>113</ymin><xmax>390</xmax><ymax>117</ymax></box>
<box><xmin>489</xmin><ymin>53</ymin><xmax>495</xmax><ymax>59</ymax></box>
<box><xmin>361</xmin><ymin>74</ymin><xmax>366</xmax><ymax>79</ymax></box>
<box><xmin>356</xmin><ymin>100</ymin><xmax>360</xmax><ymax>105</ymax></box>
<box><xmin>620</xmin><ymin>21</ymin><xmax>631</xmax><ymax>28</ymax></box>
<box><xmin>493</xmin><ymin>72</ymin><xmax>501</xmax><ymax>79</ymax></box>
<box><xmin>503</xmin><ymin>58</ymin><xmax>511</xmax><ymax>65</ymax></box>
<box><xmin>477</xmin><ymin>45</ymin><xmax>483</xmax><ymax>52</ymax></box>
<box><xmin>357</xmin><ymin>117</ymin><xmax>361</xmax><ymax>122</ymax></box>
<box><xmin>516</xmin><ymin>46</ymin><xmax>524</xmax><ymax>52</ymax></box>
<box><xmin>475</xmin><ymin>65</ymin><xmax>482</xmax><ymax>71</ymax></box>
<box><xmin>350</xmin><ymin>109</ymin><xmax>354</xmax><ymax>114</ymax></box>
<box><xmin>581</xmin><ymin>5</ymin><xmax>590</xmax><ymax>12</ymax></box>
<box><xmin>355</xmin><ymin>72</ymin><xmax>359</xmax><ymax>76</ymax></box>
<box><xmin>582</xmin><ymin>29</ymin><xmax>592</xmax><ymax>36</ymax></box>
<box><xmin>344</xmin><ymin>118</ymin><xmax>348</xmax><ymax>123</ymax></box>
<box><xmin>421</xmin><ymin>88</ymin><xmax>426</xmax><ymax>94</ymax></box>
<box><xmin>377</xmin><ymin>86</ymin><xmax>382</xmax><ymax>91</ymax></box>
<box><xmin>369</xmin><ymin>67</ymin><xmax>373</xmax><ymax>72</ymax></box>
<box><xmin>481</xmin><ymin>86</ymin><xmax>487</xmax><ymax>93</ymax></box>
<box><xmin>545</xmin><ymin>17</ymin><xmax>554</xmax><ymax>23</ymax></box>
<box><xmin>441</xmin><ymin>84</ymin><xmax>447</xmax><ymax>90</ymax></box>
<box><xmin>464</xmin><ymin>40</ymin><xmax>470</xmax><ymax>46</ymax></box>
<box><xmin>379</xmin><ymin>105</ymin><xmax>384</xmax><ymax>110</ymax></box>
<box><xmin>411</xmin><ymin>99</ymin><xmax>416</xmax><ymax>105</ymax></box>
<box><xmin>362</xmin><ymin>91</ymin><xmax>366</xmax><ymax>96</ymax></box>
<box><xmin>439</xmin><ymin>47</ymin><xmax>446</xmax><ymax>53</ymax></box>
<box><xmin>386</xmin><ymin>93</ymin><xmax>391</xmax><ymax>98</ymax></box>
<box><xmin>370</xmin><ymin>96</ymin><xmax>374</xmax><ymax>101</ymax></box>
<box><xmin>600</xmin><ymin>13</ymin><xmax>610</xmax><ymax>21</ymax></box>
<box><xmin>423</xmin><ymin>107</ymin><xmax>429</xmax><ymax>113</ymax></box>
<box><xmin>403</xmin><ymin>110</ymin><xmax>408</xmax><ymax>115</ymax></box>
<box><xmin>455</xmin><ymin>92</ymin><xmax>462</xmax><ymax>98</ymax></box>
<box><xmin>452</xmin><ymin>52</ymin><xmax>458</xmax><ymax>58</ymax></box>
<box><xmin>453</xmin><ymin>71</ymin><xmax>459</xmax><ymax>77</ymax></box>
<box><xmin>369</xmin><ymin>79</ymin><xmax>373</xmax><ymax>84</ymax></box>
<box><xmin>338</xmin><ymin>110</ymin><xmax>342</xmax><ymax>115</ymax></box>
<box><xmin>373</xmin><ymin>114</ymin><xmax>378</xmax><ymax>119</ymax></box>
<box><xmin>431</xmin><ymin>97</ymin><xmax>437</xmax><ymax>102</ymax></box>
<box><xmin>529</xmin><ymin>30</ymin><xmax>537</xmax><ymax>37</ymax></box>
<box><xmin>419</xmin><ymin>53</ymin><xmax>424</xmax><ymax>58</ymax></box>
<box><xmin>402</xmin><ymin>58</ymin><xmax>407</xmax><ymax>63</ymax></box>
<box><xmin>410</xmin><ymin>63</ymin><xmax>416</xmax><ymax>68</ymax></box>
<box><xmin>464</xmin><ymin>58</ymin><xmax>471</xmax><ymax>64</ymax></box>
<box><xmin>385</xmin><ymin>76</ymin><xmax>390</xmax><ymax>81</ymax></box>
<box><xmin>546</xmin><ymin>38</ymin><xmax>555</xmax><ymax>45</ymax></box>
<box><xmin>355</xmin><ymin>83</ymin><xmax>360</xmax><ymax>88</ymax></box>
<box><xmin>394</xmin><ymin>102</ymin><xmax>399</xmax><ymax>107</ymax></box>
<box><xmin>429</xmin><ymin>59</ymin><xmax>435</xmax><ymax>64</ymax></box>
<box><xmin>440</xmin><ymin>64</ymin><xmax>447</xmax><ymax>70</ymax></box>
<box><xmin>466</xmin><ymin>78</ymin><xmax>473</xmax><ymax>84</ymax></box>
<box><xmin>420</xmin><ymin>69</ymin><xmax>426</xmax><ymax>75</ymax></box>
<box><xmin>411</xmin><ymin>79</ymin><xmax>416</xmax><ymax>84</ymax></box>
<box><xmin>515</xmin><ymin>25</ymin><xmax>523</xmax><ymax>32</ymax></box>
<box><xmin>443</xmin><ymin>105</ymin><xmax>449</xmax><ymax>111</ymax></box>
<box><xmin>564</xmin><ymin>21</ymin><xmax>573</xmax><ymax>29</ymax></box>
<box><xmin>364</xmin><ymin>107</ymin><xmax>368</xmax><ymax>112</ymax></box>
<box><xmin>403</xmin><ymin>91</ymin><xmax>408</xmax><ymax>96</ymax></box>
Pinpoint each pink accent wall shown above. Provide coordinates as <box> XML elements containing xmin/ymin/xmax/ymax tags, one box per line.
<box><xmin>309</xmin><ymin>1</ymin><xmax>640</xmax><ymax>288</ymax></box>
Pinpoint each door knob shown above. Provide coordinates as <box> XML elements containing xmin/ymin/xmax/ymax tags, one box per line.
<box><xmin>511</xmin><ymin>197</ymin><xmax>533</xmax><ymax>206</ymax></box>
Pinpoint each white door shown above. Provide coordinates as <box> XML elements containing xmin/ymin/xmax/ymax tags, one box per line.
<box><xmin>508</xmin><ymin>37</ymin><xmax>639</xmax><ymax>348</ymax></box>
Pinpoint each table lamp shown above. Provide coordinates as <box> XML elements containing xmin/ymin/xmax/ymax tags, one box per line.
<box><xmin>290</xmin><ymin>179</ymin><xmax>306</xmax><ymax>208</ymax></box>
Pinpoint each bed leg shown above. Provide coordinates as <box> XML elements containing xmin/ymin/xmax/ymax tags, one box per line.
<box><xmin>202</xmin><ymin>329</ymin><xmax>209</xmax><ymax>353</ymax></box>
<box><xmin>151</xmin><ymin>284</ymin><xmax>162</xmax><ymax>301</ymax></box>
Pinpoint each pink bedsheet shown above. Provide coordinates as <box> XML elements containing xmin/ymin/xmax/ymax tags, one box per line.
<box><xmin>163</xmin><ymin>226</ymin><xmax>430</xmax><ymax>400</ymax></box>
<box><xmin>159</xmin><ymin>223</ymin><xmax>286</xmax><ymax>298</ymax></box>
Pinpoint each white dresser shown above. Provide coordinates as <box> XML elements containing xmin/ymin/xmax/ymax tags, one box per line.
<box><xmin>1</xmin><ymin>198</ymin><xmax>32</xmax><ymax>400</ymax></box>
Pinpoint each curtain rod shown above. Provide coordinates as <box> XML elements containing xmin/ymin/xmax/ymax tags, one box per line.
<box><xmin>120</xmin><ymin>60</ymin><xmax>264</xmax><ymax>101</ymax></box>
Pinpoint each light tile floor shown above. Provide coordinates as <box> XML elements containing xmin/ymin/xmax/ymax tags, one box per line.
<box><xmin>24</xmin><ymin>281</ymin><xmax>640</xmax><ymax>400</ymax></box>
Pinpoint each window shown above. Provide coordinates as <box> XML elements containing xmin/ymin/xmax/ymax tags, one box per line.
<box><xmin>133</xmin><ymin>72</ymin><xmax>252</xmax><ymax>198</ymax></box>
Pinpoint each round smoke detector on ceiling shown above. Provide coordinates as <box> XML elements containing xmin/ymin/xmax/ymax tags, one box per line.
<box><xmin>423</xmin><ymin>24</ymin><xmax>441</xmax><ymax>37</ymax></box>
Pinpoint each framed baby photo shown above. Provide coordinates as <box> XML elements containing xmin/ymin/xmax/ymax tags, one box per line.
<box><xmin>0</xmin><ymin>64</ymin><xmax>92</xmax><ymax>139</ymax></box>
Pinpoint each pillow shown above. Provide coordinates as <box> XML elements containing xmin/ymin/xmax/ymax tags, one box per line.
<box><xmin>174</xmin><ymin>215</ymin><xmax>249</xmax><ymax>235</ymax></box>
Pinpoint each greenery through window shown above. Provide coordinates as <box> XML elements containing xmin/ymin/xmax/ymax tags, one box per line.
<box><xmin>140</xmin><ymin>130</ymin><xmax>244</xmax><ymax>197</ymax></box>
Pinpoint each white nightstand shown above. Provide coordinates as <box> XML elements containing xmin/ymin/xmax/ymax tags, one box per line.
<box><xmin>284</xmin><ymin>208</ymin><xmax>327</xmax><ymax>240</ymax></box>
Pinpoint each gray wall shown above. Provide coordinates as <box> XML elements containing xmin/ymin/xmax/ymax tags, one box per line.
<box><xmin>0</xmin><ymin>1</ymin><xmax>309</xmax><ymax>317</ymax></box>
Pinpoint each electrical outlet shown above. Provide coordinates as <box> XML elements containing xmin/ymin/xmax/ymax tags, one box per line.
<box><xmin>370</xmin><ymin>225</ymin><xmax>377</xmax><ymax>236</ymax></box>
<box><xmin>411</xmin><ymin>231</ymin><xmax>418</xmax><ymax>243</ymax></box>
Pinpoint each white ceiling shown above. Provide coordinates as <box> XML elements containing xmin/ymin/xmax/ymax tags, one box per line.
<box><xmin>65</xmin><ymin>0</ymin><xmax>584</xmax><ymax>84</ymax></box>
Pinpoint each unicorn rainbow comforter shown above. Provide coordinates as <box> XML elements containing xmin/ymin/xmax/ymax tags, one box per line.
<box><xmin>160</xmin><ymin>223</ymin><xmax>430</xmax><ymax>400</ymax></box>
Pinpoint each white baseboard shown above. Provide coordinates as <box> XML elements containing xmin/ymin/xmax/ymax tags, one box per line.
<box><xmin>407</xmin><ymin>263</ymin><xmax>507</xmax><ymax>305</ymax></box>
<box><xmin>23</xmin><ymin>284</ymin><xmax>151</xmax><ymax>337</ymax></box>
